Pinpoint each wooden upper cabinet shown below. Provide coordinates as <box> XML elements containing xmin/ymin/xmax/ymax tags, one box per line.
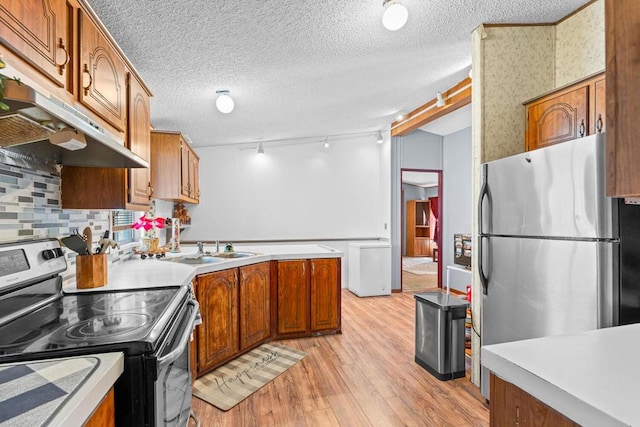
<box><xmin>525</xmin><ymin>73</ymin><xmax>605</xmax><ymax>152</ymax></box>
<box><xmin>0</xmin><ymin>0</ymin><xmax>70</xmax><ymax>88</ymax></box>
<box><xmin>196</xmin><ymin>269</ymin><xmax>239</xmax><ymax>376</ymax></box>
<box><xmin>277</xmin><ymin>260</ymin><xmax>310</xmax><ymax>336</ymax></box>
<box><xmin>78</xmin><ymin>9</ymin><xmax>127</xmax><ymax>132</ymax></box>
<box><xmin>310</xmin><ymin>258</ymin><xmax>340</xmax><ymax>333</ymax></box>
<box><xmin>526</xmin><ymin>86</ymin><xmax>588</xmax><ymax>151</ymax></box>
<box><xmin>127</xmin><ymin>73</ymin><xmax>152</xmax><ymax>207</ymax></box>
<box><xmin>238</xmin><ymin>262</ymin><xmax>271</xmax><ymax>351</ymax></box>
<box><xmin>150</xmin><ymin>130</ymin><xmax>200</xmax><ymax>204</ymax></box>
<box><xmin>605</xmin><ymin>0</ymin><xmax>640</xmax><ymax>196</ymax></box>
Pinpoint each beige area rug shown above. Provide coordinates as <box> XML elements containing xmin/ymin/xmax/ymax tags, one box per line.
<box><xmin>192</xmin><ymin>343</ymin><xmax>306</xmax><ymax>411</ymax></box>
<box><xmin>402</xmin><ymin>257</ymin><xmax>437</xmax><ymax>275</ymax></box>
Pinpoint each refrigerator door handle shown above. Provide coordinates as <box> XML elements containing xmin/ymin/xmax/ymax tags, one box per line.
<box><xmin>478</xmin><ymin>163</ymin><xmax>490</xmax><ymax>295</ymax></box>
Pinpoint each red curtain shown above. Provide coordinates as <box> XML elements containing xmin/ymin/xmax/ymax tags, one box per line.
<box><xmin>429</xmin><ymin>196</ymin><xmax>439</xmax><ymax>242</ymax></box>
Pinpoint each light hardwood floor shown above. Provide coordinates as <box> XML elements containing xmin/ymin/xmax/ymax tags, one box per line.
<box><xmin>190</xmin><ymin>290</ymin><xmax>489</xmax><ymax>426</ymax></box>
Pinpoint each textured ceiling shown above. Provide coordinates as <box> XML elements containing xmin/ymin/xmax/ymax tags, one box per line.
<box><xmin>86</xmin><ymin>0</ymin><xmax>590</xmax><ymax>147</ymax></box>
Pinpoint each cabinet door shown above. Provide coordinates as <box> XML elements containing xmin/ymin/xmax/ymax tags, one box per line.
<box><xmin>593</xmin><ymin>78</ymin><xmax>606</xmax><ymax>134</ymax></box>
<box><xmin>0</xmin><ymin>0</ymin><xmax>70</xmax><ymax>88</ymax></box>
<box><xmin>196</xmin><ymin>269</ymin><xmax>238</xmax><ymax>375</ymax></box>
<box><xmin>239</xmin><ymin>262</ymin><xmax>271</xmax><ymax>351</ymax></box>
<box><xmin>190</xmin><ymin>149</ymin><xmax>200</xmax><ymax>202</ymax></box>
<box><xmin>180</xmin><ymin>140</ymin><xmax>191</xmax><ymax>199</ymax></box>
<box><xmin>79</xmin><ymin>10</ymin><xmax>127</xmax><ymax>132</ymax></box>
<box><xmin>490</xmin><ymin>374</ymin><xmax>579</xmax><ymax>427</ymax></box>
<box><xmin>605</xmin><ymin>0</ymin><xmax>640</xmax><ymax>196</ymax></box>
<box><xmin>310</xmin><ymin>258</ymin><xmax>340</xmax><ymax>332</ymax></box>
<box><xmin>277</xmin><ymin>260</ymin><xmax>310</xmax><ymax>335</ymax></box>
<box><xmin>127</xmin><ymin>74</ymin><xmax>151</xmax><ymax>207</ymax></box>
<box><xmin>526</xmin><ymin>86</ymin><xmax>588</xmax><ymax>151</ymax></box>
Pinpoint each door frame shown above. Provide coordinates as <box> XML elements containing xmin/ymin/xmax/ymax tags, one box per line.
<box><xmin>400</xmin><ymin>168</ymin><xmax>443</xmax><ymax>291</ymax></box>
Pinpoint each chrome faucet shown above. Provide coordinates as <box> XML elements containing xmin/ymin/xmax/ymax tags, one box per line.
<box><xmin>196</xmin><ymin>241</ymin><xmax>204</xmax><ymax>254</ymax></box>
<box><xmin>215</xmin><ymin>240</ymin><xmax>220</xmax><ymax>253</ymax></box>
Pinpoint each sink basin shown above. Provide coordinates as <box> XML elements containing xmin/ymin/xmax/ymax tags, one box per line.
<box><xmin>164</xmin><ymin>255</ymin><xmax>226</xmax><ymax>265</ymax></box>
<box><xmin>212</xmin><ymin>251</ymin><xmax>257</xmax><ymax>259</ymax></box>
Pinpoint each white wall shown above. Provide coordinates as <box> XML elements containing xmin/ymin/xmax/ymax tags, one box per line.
<box><xmin>183</xmin><ymin>134</ymin><xmax>389</xmax><ymax>242</ymax></box>
<box><xmin>442</xmin><ymin>126</ymin><xmax>472</xmax><ymax>292</ymax></box>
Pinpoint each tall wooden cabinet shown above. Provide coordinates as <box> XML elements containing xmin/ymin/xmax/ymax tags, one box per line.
<box><xmin>525</xmin><ymin>73</ymin><xmax>605</xmax><ymax>152</ymax></box>
<box><xmin>0</xmin><ymin>0</ymin><xmax>70</xmax><ymax>89</ymax></box>
<box><xmin>150</xmin><ymin>130</ymin><xmax>200</xmax><ymax>204</ymax></box>
<box><xmin>406</xmin><ymin>200</ymin><xmax>432</xmax><ymax>257</ymax></box>
<box><xmin>605</xmin><ymin>0</ymin><xmax>640</xmax><ymax>196</ymax></box>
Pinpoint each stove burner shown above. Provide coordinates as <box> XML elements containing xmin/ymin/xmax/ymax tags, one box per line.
<box><xmin>90</xmin><ymin>292</ymin><xmax>173</xmax><ymax>313</ymax></box>
<box><xmin>63</xmin><ymin>313</ymin><xmax>152</xmax><ymax>341</ymax></box>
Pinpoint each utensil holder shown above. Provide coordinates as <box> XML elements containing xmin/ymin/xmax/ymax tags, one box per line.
<box><xmin>76</xmin><ymin>254</ymin><xmax>108</xmax><ymax>288</ymax></box>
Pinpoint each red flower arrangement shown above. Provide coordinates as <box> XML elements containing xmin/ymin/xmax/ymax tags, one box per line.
<box><xmin>132</xmin><ymin>214</ymin><xmax>165</xmax><ymax>238</ymax></box>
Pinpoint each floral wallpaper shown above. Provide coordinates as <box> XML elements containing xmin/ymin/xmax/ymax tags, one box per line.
<box><xmin>555</xmin><ymin>0</ymin><xmax>605</xmax><ymax>87</ymax></box>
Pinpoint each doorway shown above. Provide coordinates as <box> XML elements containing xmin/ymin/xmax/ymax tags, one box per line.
<box><xmin>401</xmin><ymin>169</ymin><xmax>442</xmax><ymax>292</ymax></box>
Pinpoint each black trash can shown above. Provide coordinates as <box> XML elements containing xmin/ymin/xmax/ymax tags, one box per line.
<box><xmin>414</xmin><ymin>291</ymin><xmax>469</xmax><ymax>380</ymax></box>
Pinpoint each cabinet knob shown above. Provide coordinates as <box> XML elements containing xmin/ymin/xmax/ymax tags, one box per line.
<box><xmin>596</xmin><ymin>114</ymin><xmax>603</xmax><ymax>133</ymax></box>
<box><xmin>82</xmin><ymin>64</ymin><xmax>93</xmax><ymax>96</ymax></box>
<box><xmin>56</xmin><ymin>38</ymin><xmax>69</xmax><ymax>75</ymax></box>
<box><xmin>578</xmin><ymin>119</ymin><xmax>585</xmax><ymax>137</ymax></box>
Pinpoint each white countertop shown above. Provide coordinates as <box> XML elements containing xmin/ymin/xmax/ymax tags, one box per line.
<box><xmin>64</xmin><ymin>244</ymin><xmax>342</xmax><ymax>293</ymax></box>
<box><xmin>0</xmin><ymin>352</ymin><xmax>123</xmax><ymax>426</ymax></box>
<box><xmin>482</xmin><ymin>324</ymin><xmax>640</xmax><ymax>427</ymax></box>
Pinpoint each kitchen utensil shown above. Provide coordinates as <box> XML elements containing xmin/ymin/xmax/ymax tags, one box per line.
<box><xmin>82</xmin><ymin>227</ymin><xmax>92</xmax><ymax>254</ymax></box>
<box><xmin>97</xmin><ymin>230</ymin><xmax>110</xmax><ymax>254</ymax></box>
<box><xmin>60</xmin><ymin>235</ymin><xmax>91</xmax><ymax>255</ymax></box>
<box><xmin>98</xmin><ymin>238</ymin><xmax>119</xmax><ymax>254</ymax></box>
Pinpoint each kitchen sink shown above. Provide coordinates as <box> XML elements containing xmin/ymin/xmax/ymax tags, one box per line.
<box><xmin>212</xmin><ymin>251</ymin><xmax>257</xmax><ymax>259</ymax></box>
<box><xmin>164</xmin><ymin>255</ymin><xmax>226</xmax><ymax>265</ymax></box>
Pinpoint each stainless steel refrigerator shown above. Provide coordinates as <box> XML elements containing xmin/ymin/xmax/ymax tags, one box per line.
<box><xmin>478</xmin><ymin>133</ymin><xmax>618</xmax><ymax>399</ymax></box>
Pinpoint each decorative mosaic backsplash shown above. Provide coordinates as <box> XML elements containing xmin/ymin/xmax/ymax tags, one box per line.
<box><xmin>0</xmin><ymin>161</ymin><xmax>135</xmax><ymax>285</ymax></box>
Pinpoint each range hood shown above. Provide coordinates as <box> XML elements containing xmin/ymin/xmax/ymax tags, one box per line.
<box><xmin>0</xmin><ymin>80</ymin><xmax>148</xmax><ymax>168</ymax></box>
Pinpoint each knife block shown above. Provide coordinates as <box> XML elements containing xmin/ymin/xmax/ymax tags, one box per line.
<box><xmin>76</xmin><ymin>254</ymin><xmax>108</xmax><ymax>288</ymax></box>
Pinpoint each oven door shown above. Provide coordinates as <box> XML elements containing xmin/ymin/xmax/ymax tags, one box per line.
<box><xmin>154</xmin><ymin>298</ymin><xmax>199</xmax><ymax>426</ymax></box>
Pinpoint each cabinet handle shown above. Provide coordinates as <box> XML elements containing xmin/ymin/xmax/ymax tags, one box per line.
<box><xmin>578</xmin><ymin>119</ymin><xmax>585</xmax><ymax>137</ymax></box>
<box><xmin>147</xmin><ymin>182</ymin><xmax>154</xmax><ymax>199</ymax></box>
<box><xmin>82</xmin><ymin>64</ymin><xmax>92</xmax><ymax>96</ymax></box>
<box><xmin>302</xmin><ymin>262</ymin><xmax>306</xmax><ymax>276</ymax></box>
<box><xmin>56</xmin><ymin>38</ymin><xmax>70</xmax><ymax>75</ymax></box>
<box><xmin>596</xmin><ymin>114</ymin><xmax>603</xmax><ymax>133</ymax></box>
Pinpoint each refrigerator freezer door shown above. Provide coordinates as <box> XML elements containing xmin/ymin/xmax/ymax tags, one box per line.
<box><xmin>480</xmin><ymin>236</ymin><xmax>616</xmax><ymax>398</ymax></box>
<box><xmin>480</xmin><ymin>134</ymin><xmax>616</xmax><ymax>239</ymax></box>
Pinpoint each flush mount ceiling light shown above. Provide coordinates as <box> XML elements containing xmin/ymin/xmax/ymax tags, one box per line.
<box><xmin>382</xmin><ymin>0</ymin><xmax>408</xmax><ymax>31</ymax></box>
<box><xmin>257</xmin><ymin>142</ymin><xmax>265</xmax><ymax>155</ymax></box>
<box><xmin>215</xmin><ymin>89</ymin><xmax>234</xmax><ymax>114</ymax></box>
<box><xmin>376</xmin><ymin>131</ymin><xmax>384</xmax><ymax>144</ymax></box>
<box><xmin>436</xmin><ymin>92</ymin><xmax>446</xmax><ymax>107</ymax></box>
<box><xmin>323</xmin><ymin>138</ymin><xmax>330</xmax><ymax>148</ymax></box>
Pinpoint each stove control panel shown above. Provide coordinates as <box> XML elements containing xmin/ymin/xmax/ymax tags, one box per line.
<box><xmin>0</xmin><ymin>238</ymin><xmax>67</xmax><ymax>291</ymax></box>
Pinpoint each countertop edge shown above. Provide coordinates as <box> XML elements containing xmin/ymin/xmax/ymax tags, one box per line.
<box><xmin>50</xmin><ymin>352</ymin><xmax>124</xmax><ymax>426</ymax></box>
<box><xmin>481</xmin><ymin>347</ymin><xmax>627</xmax><ymax>427</ymax></box>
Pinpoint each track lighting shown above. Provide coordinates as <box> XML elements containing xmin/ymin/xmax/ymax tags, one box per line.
<box><xmin>382</xmin><ymin>0</ymin><xmax>408</xmax><ymax>31</ymax></box>
<box><xmin>215</xmin><ymin>89</ymin><xmax>234</xmax><ymax>113</ymax></box>
<box><xmin>376</xmin><ymin>131</ymin><xmax>384</xmax><ymax>144</ymax></box>
<box><xmin>323</xmin><ymin>138</ymin><xmax>330</xmax><ymax>148</ymax></box>
<box><xmin>436</xmin><ymin>92</ymin><xmax>446</xmax><ymax>108</ymax></box>
<box><xmin>257</xmin><ymin>142</ymin><xmax>264</xmax><ymax>155</ymax></box>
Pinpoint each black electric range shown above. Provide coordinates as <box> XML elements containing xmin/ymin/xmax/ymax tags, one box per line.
<box><xmin>0</xmin><ymin>238</ymin><xmax>198</xmax><ymax>426</ymax></box>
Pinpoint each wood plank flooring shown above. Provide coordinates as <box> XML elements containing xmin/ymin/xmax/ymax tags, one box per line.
<box><xmin>190</xmin><ymin>290</ymin><xmax>489</xmax><ymax>426</ymax></box>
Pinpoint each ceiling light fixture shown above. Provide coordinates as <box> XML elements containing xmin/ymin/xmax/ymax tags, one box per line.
<box><xmin>436</xmin><ymin>92</ymin><xmax>446</xmax><ymax>108</ymax></box>
<box><xmin>323</xmin><ymin>138</ymin><xmax>330</xmax><ymax>148</ymax></box>
<box><xmin>257</xmin><ymin>142</ymin><xmax>264</xmax><ymax>155</ymax></box>
<box><xmin>382</xmin><ymin>0</ymin><xmax>408</xmax><ymax>31</ymax></box>
<box><xmin>215</xmin><ymin>89</ymin><xmax>234</xmax><ymax>114</ymax></box>
<box><xmin>376</xmin><ymin>131</ymin><xmax>384</xmax><ymax>144</ymax></box>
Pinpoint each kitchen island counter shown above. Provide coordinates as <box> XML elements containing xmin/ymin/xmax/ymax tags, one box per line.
<box><xmin>64</xmin><ymin>244</ymin><xmax>342</xmax><ymax>293</ymax></box>
<box><xmin>482</xmin><ymin>323</ymin><xmax>640</xmax><ymax>427</ymax></box>
<box><xmin>0</xmin><ymin>352</ymin><xmax>123</xmax><ymax>426</ymax></box>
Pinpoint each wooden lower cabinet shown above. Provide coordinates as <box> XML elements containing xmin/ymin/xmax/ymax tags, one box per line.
<box><xmin>490</xmin><ymin>374</ymin><xmax>579</xmax><ymax>427</ymax></box>
<box><xmin>277</xmin><ymin>260</ymin><xmax>310</xmax><ymax>335</ymax></box>
<box><xmin>83</xmin><ymin>387</ymin><xmax>115</xmax><ymax>427</ymax></box>
<box><xmin>239</xmin><ymin>262</ymin><xmax>271</xmax><ymax>351</ymax></box>
<box><xmin>195</xmin><ymin>269</ymin><xmax>238</xmax><ymax>376</ymax></box>
<box><xmin>310</xmin><ymin>258</ymin><xmax>340</xmax><ymax>333</ymax></box>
